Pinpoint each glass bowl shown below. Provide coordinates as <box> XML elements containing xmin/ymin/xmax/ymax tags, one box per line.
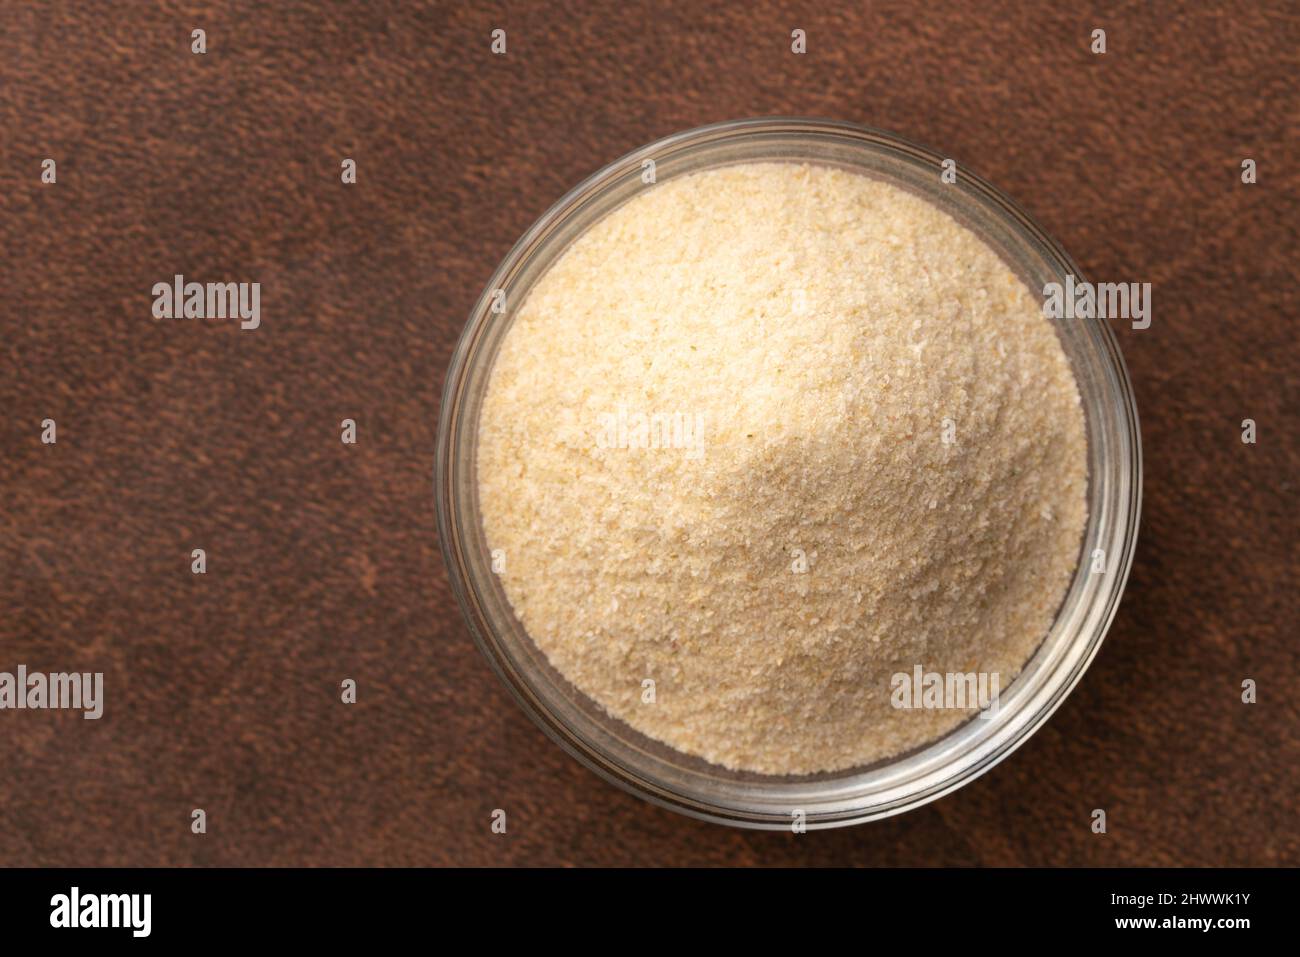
<box><xmin>436</xmin><ymin>117</ymin><xmax>1142</xmax><ymax>829</ymax></box>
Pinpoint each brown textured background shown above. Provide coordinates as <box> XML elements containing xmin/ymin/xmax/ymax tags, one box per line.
<box><xmin>1</xmin><ymin>0</ymin><xmax>1297</xmax><ymax>867</ymax></box>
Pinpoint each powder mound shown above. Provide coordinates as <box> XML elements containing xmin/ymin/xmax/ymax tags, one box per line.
<box><xmin>477</xmin><ymin>163</ymin><xmax>1087</xmax><ymax>775</ymax></box>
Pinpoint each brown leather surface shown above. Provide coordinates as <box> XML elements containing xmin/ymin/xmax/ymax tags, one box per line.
<box><xmin>1</xmin><ymin>1</ymin><xmax>1296</xmax><ymax>867</ymax></box>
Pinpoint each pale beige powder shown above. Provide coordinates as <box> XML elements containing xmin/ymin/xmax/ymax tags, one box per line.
<box><xmin>477</xmin><ymin>162</ymin><xmax>1087</xmax><ymax>775</ymax></box>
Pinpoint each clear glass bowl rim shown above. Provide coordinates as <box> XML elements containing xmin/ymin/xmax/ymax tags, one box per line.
<box><xmin>436</xmin><ymin>116</ymin><xmax>1143</xmax><ymax>829</ymax></box>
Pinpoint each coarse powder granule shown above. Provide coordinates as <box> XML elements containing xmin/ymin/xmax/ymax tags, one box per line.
<box><xmin>476</xmin><ymin>162</ymin><xmax>1087</xmax><ymax>775</ymax></box>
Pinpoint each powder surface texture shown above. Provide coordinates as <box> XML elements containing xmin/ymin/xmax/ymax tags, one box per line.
<box><xmin>477</xmin><ymin>163</ymin><xmax>1087</xmax><ymax>775</ymax></box>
